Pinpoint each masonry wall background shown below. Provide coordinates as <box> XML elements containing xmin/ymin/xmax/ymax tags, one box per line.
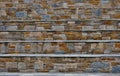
<box><xmin>0</xmin><ymin>0</ymin><xmax>120</xmax><ymax>73</ymax></box>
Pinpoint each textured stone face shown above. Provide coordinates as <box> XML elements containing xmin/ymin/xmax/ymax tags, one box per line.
<box><xmin>112</xmin><ymin>65</ymin><xmax>120</xmax><ymax>73</ymax></box>
<box><xmin>0</xmin><ymin>26</ymin><xmax>6</xmax><ymax>31</ymax></box>
<box><xmin>6</xmin><ymin>26</ymin><xmax>18</xmax><ymax>31</ymax></box>
<box><xmin>18</xmin><ymin>62</ymin><xmax>26</xmax><ymax>70</ymax></box>
<box><xmin>90</xmin><ymin>62</ymin><xmax>110</xmax><ymax>69</ymax></box>
<box><xmin>0</xmin><ymin>42</ymin><xmax>119</xmax><ymax>54</ymax></box>
<box><xmin>84</xmin><ymin>68</ymin><xmax>99</xmax><ymax>73</ymax></box>
<box><xmin>0</xmin><ymin>0</ymin><xmax>119</xmax><ymax>20</ymax></box>
<box><xmin>24</xmin><ymin>0</ymin><xmax>33</xmax><ymax>4</ymax></box>
<box><xmin>0</xmin><ymin>0</ymin><xmax>120</xmax><ymax>73</ymax></box>
<box><xmin>0</xmin><ymin>57</ymin><xmax>118</xmax><ymax>73</ymax></box>
<box><xmin>16</xmin><ymin>11</ymin><xmax>27</xmax><ymax>17</ymax></box>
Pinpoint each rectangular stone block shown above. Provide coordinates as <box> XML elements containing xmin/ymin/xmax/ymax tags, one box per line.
<box><xmin>6</xmin><ymin>62</ymin><xmax>17</xmax><ymax>69</ymax></box>
<box><xmin>18</xmin><ymin>62</ymin><xmax>26</xmax><ymax>70</ymax></box>
<box><xmin>52</xmin><ymin>26</ymin><xmax>65</xmax><ymax>31</ymax></box>
<box><xmin>24</xmin><ymin>26</ymin><xmax>35</xmax><ymax>31</ymax></box>
<box><xmin>0</xmin><ymin>26</ymin><xmax>6</xmax><ymax>31</ymax></box>
<box><xmin>16</xmin><ymin>11</ymin><xmax>27</xmax><ymax>17</ymax></box>
<box><xmin>6</xmin><ymin>26</ymin><xmax>18</xmax><ymax>31</ymax></box>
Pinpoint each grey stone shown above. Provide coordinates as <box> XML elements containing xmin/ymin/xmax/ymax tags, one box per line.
<box><xmin>0</xmin><ymin>26</ymin><xmax>6</xmax><ymax>31</ymax></box>
<box><xmin>0</xmin><ymin>75</ymin><xmax>20</xmax><ymax>76</ymax></box>
<box><xmin>6</xmin><ymin>62</ymin><xmax>18</xmax><ymax>69</ymax></box>
<box><xmin>24</xmin><ymin>26</ymin><xmax>35</xmax><ymax>31</ymax></box>
<box><xmin>74</xmin><ymin>0</ymin><xmax>84</xmax><ymax>2</ymax></box>
<box><xmin>34</xmin><ymin>61</ymin><xmax>44</xmax><ymax>69</ymax></box>
<box><xmin>84</xmin><ymin>68</ymin><xmax>100</xmax><ymax>73</ymax></box>
<box><xmin>52</xmin><ymin>26</ymin><xmax>64</xmax><ymax>31</ymax></box>
<box><xmin>52</xmin><ymin>4</ymin><xmax>60</xmax><ymax>7</ymax></box>
<box><xmin>43</xmin><ymin>43</ymin><xmax>52</xmax><ymax>51</ymax></box>
<box><xmin>33</xmin><ymin>4</ymin><xmax>41</xmax><ymax>8</ymax></box>
<box><xmin>112</xmin><ymin>65</ymin><xmax>120</xmax><ymax>73</ymax></box>
<box><xmin>36</xmin><ymin>9</ymin><xmax>45</xmax><ymax>14</ymax></box>
<box><xmin>92</xmin><ymin>9</ymin><xmax>102</xmax><ymax>17</ymax></box>
<box><xmin>42</xmin><ymin>15</ymin><xmax>50</xmax><ymax>20</ymax></box>
<box><xmin>18</xmin><ymin>62</ymin><xmax>26</xmax><ymax>70</ymax></box>
<box><xmin>90</xmin><ymin>62</ymin><xmax>110</xmax><ymax>69</ymax></box>
<box><xmin>0</xmin><ymin>68</ymin><xmax>7</xmax><ymax>72</ymax></box>
<box><xmin>101</xmin><ymin>0</ymin><xmax>110</xmax><ymax>4</ymax></box>
<box><xmin>104</xmin><ymin>50</ymin><xmax>112</xmax><ymax>54</ymax></box>
<box><xmin>36</xmin><ymin>27</ymin><xmax>45</xmax><ymax>31</ymax></box>
<box><xmin>6</xmin><ymin>26</ymin><xmax>18</xmax><ymax>31</ymax></box>
<box><xmin>36</xmin><ymin>8</ymin><xmax>46</xmax><ymax>14</ymax></box>
<box><xmin>54</xmin><ymin>50</ymin><xmax>65</xmax><ymax>54</ymax></box>
<box><xmin>0</xmin><ymin>44</ymin><xmax>6</xmax><ymax>53</ymax></box>
<box><xmin>16</xmin><ymin>11</ymin><xmax>27</xmax><ymax>17</ymax></box>
<box><xmin>19</xmin><ymin>43</ymin><xmax>25</xmax><ymax>52</ymax></box>
<box><xmin>24</xmin><ymin>0</ymin><xmax>33</xmax><ymax>3</ymax></box>
<box><xmin>67</xmin><ymin>43</ymin><xmax>74</xmax><ymax>51</ymax></box>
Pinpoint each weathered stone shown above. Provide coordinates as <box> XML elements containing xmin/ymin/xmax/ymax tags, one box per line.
<box><xmin>0</xmin><ymin>26</ymin><xmax>6</xmax><ymax>31</ymax></box>
<box><xmin>67</xmin><ymin>43</ymin><xmax>74</xmax><ymax>51</ymax></box>
<box><xmin>6</xmin><ymin>26</ymin><xmax>18</xmax><ymax>31</ymax></box>
<box><xmin>112</xmin><ymin>65</ymin><xmax>120</xmax><ymax>73</ymax></box>
<box><xmin>24</xmin><ymin>0</ymin><xmax>33</xmax><ymax>4</ymax></box>
<box><xmin>0</xmin><ymin>68</ymin><xmax>7</xmax><ymax>72</ymax></box>
<box><xmin>90</xmin><ymin>62</ymin><xmax>110</xmax><ymax>69</ymax></box>
<box><xmin>52</xmin><ymin>26</ymin><xmax>64</xmax><ymax>31</ymax></box>
<box><xmin>84</xmin><ymin>68</ymin><xmax>99</xmax><ymax>73</ymax></box>
<box><xmin>6</xmin><ymin>62</ymin><xmax>18</xmax><ymax>69</ymax></box>
<box><xmin>54</xmin><ymin>50</ymin><xmax>65</xmax><ymax>54</ymax></box>
<box><xmin>42</xmin><ymin>15</ymin><xmax>50</xmax><ymax>20</ymax></box>
<box><xmin>104</xmin><ymin>50</ymin><xmax>112</xmax><ymax>54</ymax></box>
<box><xmin>16</xmin><ymin>11</ymin><xmax>27</xmax><ymax>17</ymax></box>
<box><xmin>18</xmin><ymin>62</ymin><xmax>26</xmax><ymax>70</ymax></box>
<box><xmin>34</xmin><ymin>61</ymin><xmax>44</xmax><ymax>70</ymax></box>
<box><xmin>24</xmin><ymin>26</ymin><xmax>35</xmax><ymax>31</ymax></box>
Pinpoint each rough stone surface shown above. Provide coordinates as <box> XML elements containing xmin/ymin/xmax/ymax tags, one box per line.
<box><xmin>112</xmin><ymin>65</ymin><xmax>120</xmax><ymax>73</ymax></box>
<box><xmin>90</xmin><ymin>62</ymin><xmax>110</xmax><ymax>69</ymax></box>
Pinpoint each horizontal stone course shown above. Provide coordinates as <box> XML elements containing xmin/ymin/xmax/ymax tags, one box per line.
<box><xmin>0</xmin><ymin>42</ymin><xmax>119</xmax><ymax>54</ymax></box>
<box><xmin>0</xmin><ymin>0</ymin><xmax>120</xmax><ymax>20</ymax></box>
<box><xmin>0</xmin><ymin>57</ymin><xmax>118</xmax><ymax>73</ymax></box>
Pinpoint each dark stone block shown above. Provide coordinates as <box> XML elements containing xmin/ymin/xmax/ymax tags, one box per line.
<box><xmin>42</xmin><ymin>15</ymin><xmax>50</xmax><ymax>20</ymax></box>
<box><xmin>54</xmin><ymin>50</ymin><xmax>65</xmax><ymax>54</ymax></box>
<box><xmin>0</xmin><ymin>26</ymin><xmax>6</xmax><ymax>31</ymax></box>
<box><xmin>84</xmin><ymin>68</ymin><xmax>100</xmax><ymax>73</ymax></box>
<box><xmin>16</xmin><ymin>11</ymin><xmax>27</xmax><ymax>17</ymax></box>
<box><xmin>67</xmin><ymin>43</ymin><xmax>74</xmax><ymax>51</ymax></box>
<box><xmin>24</xmin><ymin>0</ymin><xmax>33</xmax><ymax>3</ymax></box>
<box><xmin>90</xmin><ymin>62</ymin><xmax>110</xmax><ymax>69</ymax></box>
<box><xmin>112</xmin><ymin>65</ymin><xmax>120</xmax><ymax>73</ymax></box>
<box><xmin>0</xmin><ymin>68</ymin><xmax>7</xmax><ymax>72</ymax></box>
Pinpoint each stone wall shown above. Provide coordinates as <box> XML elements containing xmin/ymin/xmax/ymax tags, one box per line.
<box><xmin>0</xmin><ymin>42</ymin><xmax>120</xmax><ymax>54</ymax></box>
<box><xmin>0</xmin><ymin>57</ymin><xmax>119</xmax><ymax>73</ymax></box>
<box><xmin>0</xmin><ymin>0</ymin><xmax>120</xmax><ymax>73</ymax></box>
<box><xmin>0</xmin><ymin>0</ymin><xmax>120</xmax><ymax>20</ymax></box>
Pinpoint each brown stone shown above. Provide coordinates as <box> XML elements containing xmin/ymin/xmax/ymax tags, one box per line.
<box><xmin>115</xmin><ymin>43</ymin><xmax>120</xmax><ymax>48</ymax></box>
<box><xmin>5</xmin><ymin>3</ymin><xmax>13</xmax><ymax>7</ymax></box>
<box><xmin>111</xmin><ymin>62</ymin><xmax>120</xmax><ymax>66</ymax></box>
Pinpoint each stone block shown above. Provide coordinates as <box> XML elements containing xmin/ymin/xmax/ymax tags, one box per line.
<box><xmin>24</xmin><ymin>0</ymin><xmax>33</xmax><ymax>4</ymax></box>
<box><xmin>84</xmin><ymin>68</ymin><xmax>99</xmax><ymax>73</ymax></box>
<box><xmin>6</xmin><ymin>62</ymin><xmax>18</xmax><ymax>69</ymax></box>
<box><xmin>90</xmin><ymin>62</ymin><xmax>110</xmax><ymax>69</ymax></box>
<box><xmin>34</xmin><ymin>61</ymin><xmax>44</xmax><ymax>70</ymax></box>
<box><xmin>16</xmin><ymin>11</ymin><xmax>27</xmax><ymax>17</ymax></box>
<box><xmin>6</xmin><ymin>26</ymin><xmax>18</xmax><ymax>31</ymax></box>
<box><xmin>52</xmin><ymin>26</ymin><xmax>64</xmax><ymax>31</ymax></box>
<box><xmin>18</xmin><ymin>62</ymin><xmax>26</xmax><ymax>70</ymax></box>
<box><xmin>112</xmin><ymin>65</ymin><xmax>120</xmax><ymax>73</ymax></box>
<box><xmin>0</xmin><ymin>26</ymin><xmax>6</xmax><ymax>31</ymax></box>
